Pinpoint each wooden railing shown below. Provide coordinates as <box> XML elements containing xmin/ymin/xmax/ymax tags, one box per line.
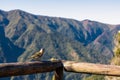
<box><xmin>1</xmin><ymin>60</ymin><xmax>120</xmax><ymax>80</ymax></box>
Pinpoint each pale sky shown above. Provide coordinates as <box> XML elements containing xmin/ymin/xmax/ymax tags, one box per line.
<box><xmin>0</xmin><ymin>0</ymin><xmax>120</xmax><ymax>24</ymax></box>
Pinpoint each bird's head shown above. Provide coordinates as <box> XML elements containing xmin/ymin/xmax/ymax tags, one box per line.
<box><xmin>39</xmin><ymin>48</ymin><xmax>45</xmax><ymax>52</ymax></box>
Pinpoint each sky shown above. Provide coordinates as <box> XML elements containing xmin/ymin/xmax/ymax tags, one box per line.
<box><xmin>0</xmin><ymin>0</ymin><xmax>120</xmax><ymax>25</ymax></box>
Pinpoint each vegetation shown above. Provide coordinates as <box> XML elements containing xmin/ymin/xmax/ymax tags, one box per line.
<box><xmin>83</xmin><ymin>75</ymin><xmax>105</xmax><ymax>80</ymax></box>
<box><xmin>0</xmin><ymin>9</ymin><xmax>120</xmax><ymax>80</ymax></box>
<box><xmin>105</xmin><ymin>31</ymin><xmax>120</xmax><ymax>80</ymax></box>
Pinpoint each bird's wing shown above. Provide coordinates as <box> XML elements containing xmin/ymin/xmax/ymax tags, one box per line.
<box><xmin>35</xmin><ymin>52</ymin><xmax>41</xmax><ymax>55</ymax></box>
<box><xmin>30</xmin><ymin>52</ymin><xmax>38</xmax><ymax>57</ymax></box>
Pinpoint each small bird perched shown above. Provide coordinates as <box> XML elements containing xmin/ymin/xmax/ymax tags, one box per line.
<box><xmin>29</xmin><ymin>48</ymin><xmax>45</xmax><ymax>61</ymax></box>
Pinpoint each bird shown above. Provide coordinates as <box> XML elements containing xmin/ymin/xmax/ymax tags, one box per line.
<box><xmin>28</xmin><ymin>48</ymin><xmax>45</xmax><ymax>61</ymax></box>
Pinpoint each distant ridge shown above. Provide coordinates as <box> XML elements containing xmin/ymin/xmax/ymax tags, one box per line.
<box><xmin>0</xmin><ymin>9</ymin><xmax>120</xmax><ymax>80</ymax></box>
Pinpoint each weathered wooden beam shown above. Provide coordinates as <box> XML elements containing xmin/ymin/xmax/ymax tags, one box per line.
<box><xmin>1</xmin><ymin>60</ymin><xmax>120</xmax><ymax>78</ymax></box>
<box><xmin>63</xmin><ymin>61</ymin><xmax>120</xmax><ymax>76</ymax></box>
<box><xmin>0</xmin><ymin>61</ymin><xmax>63</xmax><ymax>77</ymax></box>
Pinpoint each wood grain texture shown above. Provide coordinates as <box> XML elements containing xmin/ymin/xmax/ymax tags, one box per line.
<box><xmin>63</xmin><ymin>61</ymin><xmax>120</xmax><ymax>76</ymax></box>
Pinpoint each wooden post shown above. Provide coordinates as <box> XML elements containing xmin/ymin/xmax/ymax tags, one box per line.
<box><xmin>54</xmin><ymin>66</ymin><xmax>63</xmax><ymax>80</ymax></box>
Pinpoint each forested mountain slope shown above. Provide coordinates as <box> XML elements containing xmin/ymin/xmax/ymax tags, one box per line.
<box><xmin>0</xmin><ymin>9</ymin><xmax>120</xmax><ymax>80</ymax></box>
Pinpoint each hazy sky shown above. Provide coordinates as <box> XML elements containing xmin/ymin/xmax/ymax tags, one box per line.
<box><xmin>0</xmin><ymin>0</ymin><xmax>120</xmax><ymax>24</ymax></box>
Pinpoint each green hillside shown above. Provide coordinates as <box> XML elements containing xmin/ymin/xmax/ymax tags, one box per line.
<box><xmin>0</xmin><ymin>9</ymin><xmax>120</xmax><ymax>80</ymax></box>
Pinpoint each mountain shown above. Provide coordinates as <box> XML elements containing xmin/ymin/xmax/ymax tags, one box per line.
<box><xmin>0</xmin><ymin>12</ymin><xmax>24</xmax><ymax>63</ymax></box>
<box><xmin>0</xmin><ymin>9</ymin><xmax>120</xmax><ymax>80</ymax></box>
